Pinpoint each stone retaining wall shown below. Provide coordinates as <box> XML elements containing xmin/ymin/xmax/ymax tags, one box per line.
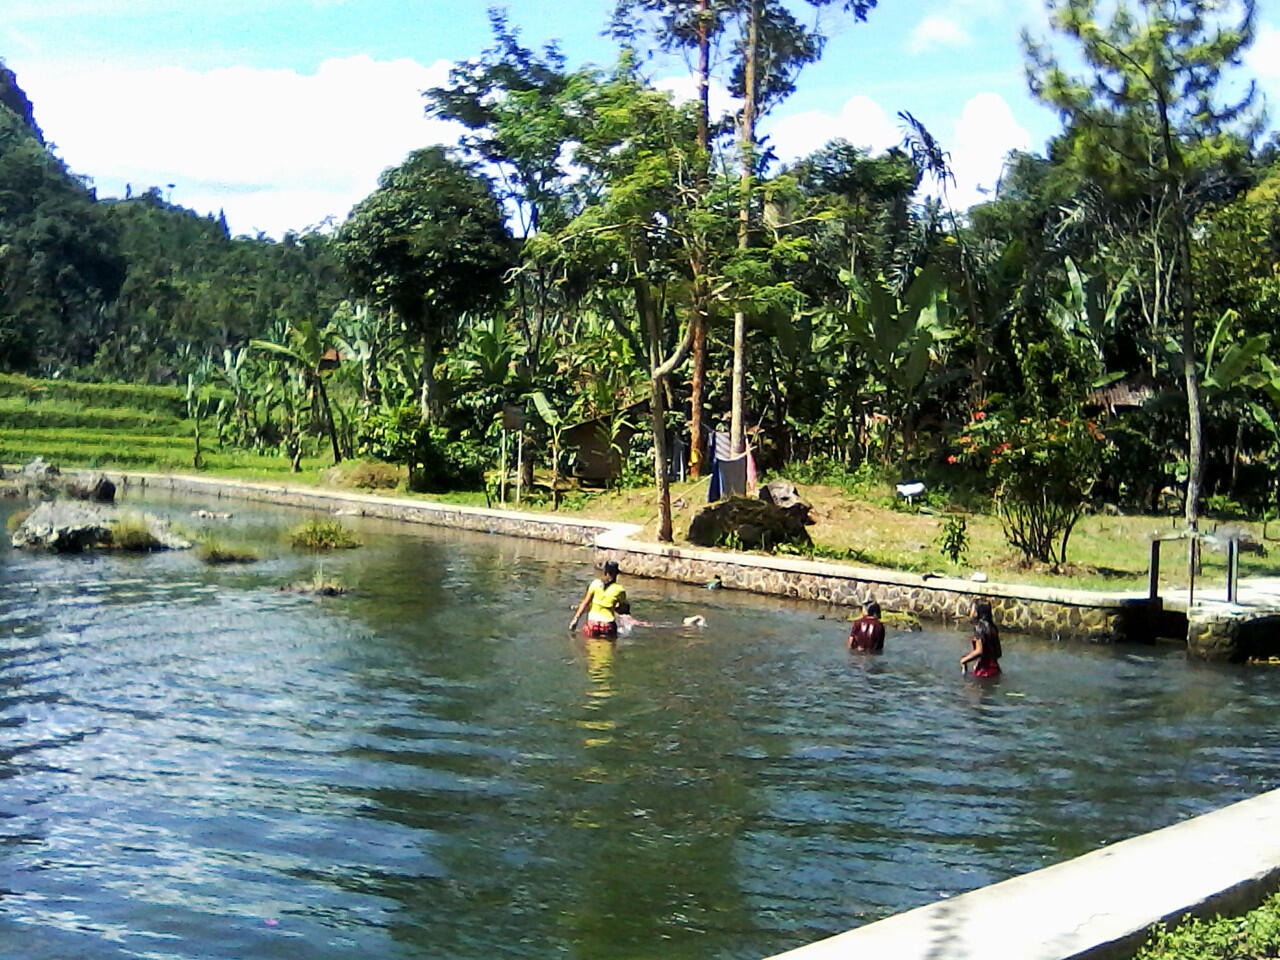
<box><xmin>1188</xmin><ymin>606</ymin><xmax>1280</xmax><ymax>662</ymax></box>
<box><xmin>113</xmin><ymin>473</ymin><xmax>612</xmax><ymax>546</ymax></box>
<box><xmin>95</xmin><ymin>471</ymin><xmax>1152</xmax><ymax>643</ymax></box>
<box><xmin>597</xmin><ymin>543</ymin><xmax>1150</xmax><ymax>643</ymax></box>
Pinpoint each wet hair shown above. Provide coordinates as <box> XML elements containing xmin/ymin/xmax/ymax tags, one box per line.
<box><xmin>972</xmin><ymin>599</ymin><xmax>1001</xmax><ymax>658</ymax></box>
<box><xmin>865</xmin><ymin>601</ymin><xmax>881</xmax><ymax>618</ymax></box>
<box><xmin>603</xmin><ymin>560</ymin><xmax>620</xmax><ymax>578</ymax></box>
<box><xmin>616</xmin><ymin>600</ymin><xmax>631</xmax><ymax>615</ymax></box>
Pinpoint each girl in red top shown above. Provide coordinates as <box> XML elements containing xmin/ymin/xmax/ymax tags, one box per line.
<box><xmin>960</xmin><ymin>599</ymin><xmax>1001</xmax><ymax>677</ymax></box>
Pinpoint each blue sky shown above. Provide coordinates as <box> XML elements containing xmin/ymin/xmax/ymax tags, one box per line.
<box><xmin>4</xmin><ymin>0</ymin><xmax>1277</xmax><ymax>237</ymax></box>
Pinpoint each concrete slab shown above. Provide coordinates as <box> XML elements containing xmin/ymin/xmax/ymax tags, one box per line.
<box><xmin>764</xmin><ymin>788</ymin><xmax>1280</xmax><ymax>960</ymax></box>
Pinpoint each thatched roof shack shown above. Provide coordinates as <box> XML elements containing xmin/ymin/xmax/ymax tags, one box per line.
<box><xmin>562</xmin><ymin>400</ymin><xmax>648</xmax><ymax>484</ymax></box>
<box><xmin>1086</xmin><ymin>380</ymin><xmax>1154</xmax><ymax>414</ymax></box>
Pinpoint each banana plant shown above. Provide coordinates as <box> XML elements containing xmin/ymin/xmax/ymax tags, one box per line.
<box><xmin>250</xmin><ymin>316</ymin><xmax>343</xmax><ymax>465</ymax></box>
<box><xmin>835</xmin><ymin>264</ymin><xmax>960</xmax><ymax>464</ymax></box>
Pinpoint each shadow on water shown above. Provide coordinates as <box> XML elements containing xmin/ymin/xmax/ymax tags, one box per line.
<box><xmin>3</xmin><ymin>492</ymin><xmax>1280</xmax><ymax>960</ymax></box>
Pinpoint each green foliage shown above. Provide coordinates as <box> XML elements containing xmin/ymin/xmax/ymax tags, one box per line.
<box><xmin>357</xmin><ymin>405</ymin><xmax>486</xmax><ymax>493</ymax></box>
<box><xmin>197</xmin><ymin>538</ymin><xmax>259</xmax><ymax>564</ymax></box>
<box><xmin>937</xmin><ymin>514</ymin><xmax>969</xmax><ymax>564</ymax></box>
<box><xmin>1135</xmin><ymin>892</ymin><xmax>1280</xmax><ymax>960</ymax></box>
<box><xmin>288</xmin><ymin>517</ymin><xmax>360</xmax><ymax>551</ymax></box>
<box><xmin>778</xmin><ymin>457</ymin><xmax>879</xmax><ymax>497</ymax></box>
<box><xmin>334</xmin><ymin>145</ymin><xmax>514</xmax><ymax>420</ymax></box>
<box><xmin>109</xmin><ymin>512</ymin><xmax>163</xmax><ymax>551</ymax></box>
<box><xmin>5</xmin><ymin>507</ymin><xmax>31</xmax><ymax>532</ymax></box>
<box><xmin>955</xmin><ymin>407</ymin><xmax>1111</xmax><ymax>567</ymax></box>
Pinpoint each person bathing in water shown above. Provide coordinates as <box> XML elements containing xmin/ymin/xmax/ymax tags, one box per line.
<box><xmin>847</xmin><ymin>601</ymin><xmax>885</xmax><ymax>652</ymax></box>
<box><xmin>613</xmin><ymin>601</ymin><xmax>706</xmax><ymax>635</ymax></box>
<box><xmin>960</xmin><ymin>598</ymin><xmax>1002</xmax><ymax>677</ymax></box>
<box><xmin>569</xmin><ymin>560</ymin><xmax>627</xmax><ymax>639</ymax></box>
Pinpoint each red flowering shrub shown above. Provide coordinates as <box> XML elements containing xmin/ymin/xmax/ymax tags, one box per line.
<box><xmin>953</xmin><ymin>406</ymin><xmax>1111</xmax><ymax>567</ymax></box>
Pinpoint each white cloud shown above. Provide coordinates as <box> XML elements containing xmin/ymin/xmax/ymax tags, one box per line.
<box><xmin>907</xmin><ymin>15</ymin><xmax>972</xmax><ymax>54</ymax></box>
<box><xmin>766</xmin><ymin>94</ymin><xmax>901</xmax><ymax>164</ymax></box>
<box><xmin>909</xmin><ymin>0</ymin><xmax>1049</xmax><ymax>55</ymax></box>
<box><xmin>764</xmin><ymin>90</ymin><xmax>1029</xmax><ymax>211</ymax></box>
<box><xmin>1246</xmin><ymin>25</ymin><xmax>1280</xmax><ymax>86</ymax></box>
<box><xmin>653</xmin><ymin>73</ymin><xmax>739</xmax><ymax>122</ymax></box>
<box><xmin>18</xmin><ymin>55</ymin><xmax>459</xmax><ymax>237</ymax></box>
<box><xmin>942</xmin><ymin>92</ymin><xmax>1032</xmax><ymax>210</ymax></box>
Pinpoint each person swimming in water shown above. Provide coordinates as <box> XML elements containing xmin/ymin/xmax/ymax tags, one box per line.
<box><xmin>613</xmin><ymin>601</ymin><xmax>706</xmax><ymax>635</ymax></box>
<box><xmin>569</xmin><ymin>560</ymin><xmax>627</xmax><ymax>639</ymax></box>
<box><xmin>960</xmin><ymin>598</ymin><xmax>1002</xmax><ymax>677</ymax></box>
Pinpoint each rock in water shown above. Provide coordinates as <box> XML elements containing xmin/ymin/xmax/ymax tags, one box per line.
<box><xmin>687</xmin><ymin>496</ymin><xmax>813</xmax><ymax>550</ymax></box>
<box><xmin>21</xmin><ymin>456</ymin><xmax>59</xmax><ymax>481</ymax></box>
<box><xmin>11</xmin><ymin>500</ymin><xmax>114</xmax><ymax>552</ymax></box>
<box><xmin>91</xmin><ymin>475</ymin><xmax>116</xmax><ymax>503</ymax></box>
<box><xmin>11</xmin><ymin>501</ymin><xmax>191</xmax><ymax>552</ymax></box>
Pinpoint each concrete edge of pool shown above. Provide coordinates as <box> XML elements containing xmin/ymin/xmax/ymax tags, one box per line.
<box><xmin>87</xmin><ymin>470</ymin><xmax>1156</xmax><ymax>644</ymax></box>
<box><xmin>763</xmin><ymin>787</ymin><xmax>1280</xmax><ymax>960</ymax></box>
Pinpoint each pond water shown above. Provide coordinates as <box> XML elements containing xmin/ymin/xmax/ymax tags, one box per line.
<box><xmin>2</xmin><ymin>493</ymin><xmax>1280</xmax><ymax>960</ymax></box>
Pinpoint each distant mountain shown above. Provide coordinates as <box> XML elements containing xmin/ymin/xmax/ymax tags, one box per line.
<box><xmin>0</xmin><ymin>58</ymin><xmax>44</xmax><ymax>143</ymax></box>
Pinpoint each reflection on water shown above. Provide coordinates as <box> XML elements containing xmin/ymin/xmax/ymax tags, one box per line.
<box><xmin>2</xmin><ymin>492</ymin><xmax>1280</xmax><ymax>960</ymax></box>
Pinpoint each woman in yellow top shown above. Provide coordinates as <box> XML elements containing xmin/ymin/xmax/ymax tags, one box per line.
<box><xmin>569</xmin><ymin>560</ymin><xmax>627</xmax><ymax>639</ymax></box>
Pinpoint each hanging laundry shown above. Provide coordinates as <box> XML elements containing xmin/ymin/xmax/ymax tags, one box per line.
<box><xmin>717</xmin><ymin>453</ymin><xmax>749</xmax><ymax>497</ymax></box>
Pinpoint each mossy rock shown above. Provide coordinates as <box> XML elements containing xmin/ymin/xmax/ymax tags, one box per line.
<box><xmin>688</xmin><ymin>496</ymin><xmax>813</xmax><ymax>550</ymax></box>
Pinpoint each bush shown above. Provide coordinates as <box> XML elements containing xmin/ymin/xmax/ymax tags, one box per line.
<box><xmin>288</xmin><ymin>517</ymin><xmax>360</xmax><ymax>550</ymax></box>
<box><xmin>1135</xmin><ymin>891</ymin><xmax>1280</xmax><ymax>959</ymax></box>
<box><xmin>937</xmin><ymin>514</ymin><xmax>969</xmax><ymax>564</ymax></box>
<box><xmin>109</xmin><ymin>512</ymin><xmax>163</xmax><ymax>551</ymax></box>
<box><xmin>357</xmin><ymin>406</ymin><xmax>485</xmax><ymax>492</ymax></box>
<box><xmin>5</xmin><ymin>507</ymin><xmax>32</xmax><ymax>533</ymax></box>
<box><xmin>952</xmin><ymin>407</ymin><xmax>1110</xmax><ymax>568</ymax></box>
<box><xmin>197</xmin><ymin>538</ymin><xmax>259</xmax><ymax>564</ymax></box>
<box><xmin>323</xmin><ymin>460</ymin><xmax>405</xmax><ymax>491</ymax></box>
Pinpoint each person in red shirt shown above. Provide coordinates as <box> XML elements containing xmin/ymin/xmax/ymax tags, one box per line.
<box><xmin>847</xmin><ymin>601</ymin><xmax>886</xmax><ymax>652</ymax></box>
<box><xmin>961</xmin><ymin>598</ymin><xmax>1002</xmax><ymax>677</ymax></box>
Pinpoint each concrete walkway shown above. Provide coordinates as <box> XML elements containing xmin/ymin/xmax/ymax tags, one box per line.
<box><xmin>764</xmin><ymin>788</ymin><xmax>1280</xmax><ymax>960</ymax></box>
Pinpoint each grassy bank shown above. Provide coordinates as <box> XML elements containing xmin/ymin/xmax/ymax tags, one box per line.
<box><xmin>3</xmin><ymin>371</ymin><xmax>1274</xmax><ymax>593</ymax></box>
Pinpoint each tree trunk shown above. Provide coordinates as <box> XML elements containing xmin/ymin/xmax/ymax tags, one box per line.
<box><xmin>729</xmin><ymin>0</ymin><xmax>760</xmax><ymax>458</ymax></box>
<box><xmin>419</xmin><ymin>331</ymin><xmax>437</xmax><ymax>422</ymax></box>
<box><xmin>636</xmin><ymin>274</ymin><xmax>674</xmax><ymax>542</ymax></box>
<box><xmin>650</xmin><ymin>371</ymin><xmax>673</xmax><ymax>542</ymax></box>
<box><xmin>315</xmin><ymin>374</ymin><xmax>342</xmax><ymax>465</ymax></box>
<box><xmin>687</xmin><ymin>0</ymin><xmax>712</xmax><ymax>478</ymax></box>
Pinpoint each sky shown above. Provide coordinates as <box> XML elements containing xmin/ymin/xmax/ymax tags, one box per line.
<box><xmin>3</xmin><ymin>0</ymin><xmax>1278</xmax><ymax>239</ymax></box>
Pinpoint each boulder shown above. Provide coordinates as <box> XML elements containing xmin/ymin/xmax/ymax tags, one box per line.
<box><xmin>21</xmin><ymin>456</ymin><xmax>59</xmax><ymax>481</ymax></box>
<box><xmin>11</xmin><ymin>500</ymin><xmax>113</xmax><ymax>552</ymax></box>
<box><xmin>63</xmin><ymin>474</ymin><xmax>117</xmax><ymax>503</ymax></box>
<box><xmin>687</xmin><ymin>496</ymin><xmax>813</xmax><ymax>550</ymax></box>
<box><xmin>91</xmin><ymin>475</ymin><xmax>116</xmax><ymax>503</ymax></box>
<box><xmin>758</xmin><ymin>479</ymin><xmax>815</xmax><ymax>526</ymax></box>
<box><xmin>11</xmin><ymin>500</ymin><xmax>191</xmax><ymax>552</ymax></box>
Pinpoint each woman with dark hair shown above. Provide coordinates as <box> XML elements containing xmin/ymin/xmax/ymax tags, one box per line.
<box><xmin>569</xmin><ymin>560</ymin><xmax>627</xmax><ymax>639</ymax></box>
<box><xmin>960</xmin><ymin>599</ymin><xmax>1002</xmax><ymax>677</ymax></box>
